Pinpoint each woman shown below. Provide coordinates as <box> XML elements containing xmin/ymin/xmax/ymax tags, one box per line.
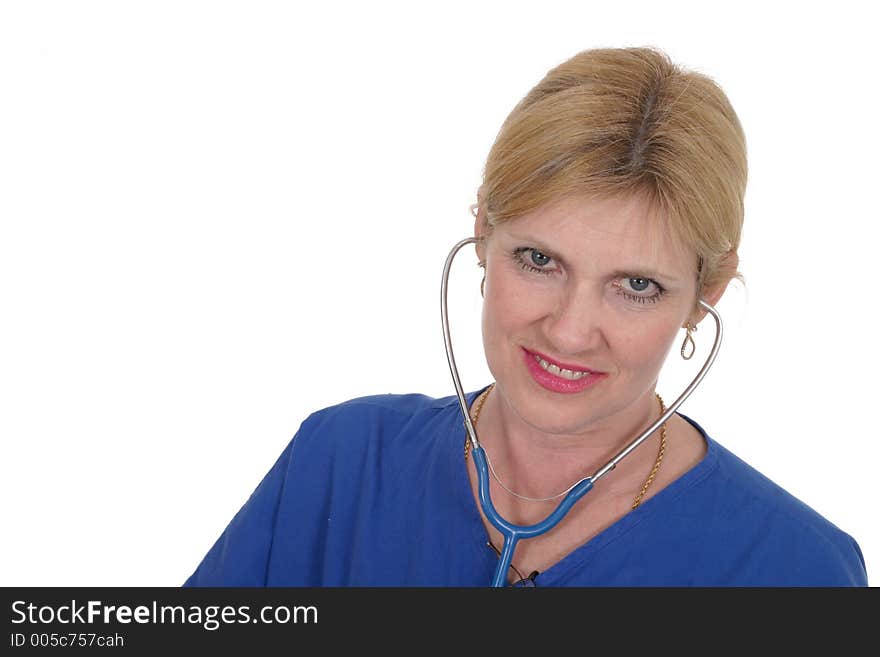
<box><xmin>184</xmin><ymin>47</ymin><xmax>867</xmax><ymax>586</ymax></box>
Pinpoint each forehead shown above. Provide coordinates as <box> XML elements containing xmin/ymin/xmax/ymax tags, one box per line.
<box><xmin>496</xmin><ymin>192</ymin><xmax>695</xmax><ymax>275</ymax></box>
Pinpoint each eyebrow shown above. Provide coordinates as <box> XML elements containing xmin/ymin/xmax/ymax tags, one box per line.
<box><xmin>505</xmin><ymin>232</ymin><xmax>680</xmax><ymax>282</ymax></box>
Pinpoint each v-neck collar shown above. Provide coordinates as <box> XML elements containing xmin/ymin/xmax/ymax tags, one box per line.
<box><xmin>443</xmin><ymin>387</ymin><xmax>720</xmax><ymax>586</ymax></box>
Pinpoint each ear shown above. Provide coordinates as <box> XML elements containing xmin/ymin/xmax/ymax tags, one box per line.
<box><xmin>472</xmin><ymin>185</ymin><xmax>489</xmax><ymax>265</ymax></box>
<box><xmin>473</xmin><ymin>213</ymin><xmax>488</xmax><ymax>264</ymax></box>
<box><xmin>687</xmin><ymin>250</ymin><xmax>739</xmax><ymax>327</ymax></box>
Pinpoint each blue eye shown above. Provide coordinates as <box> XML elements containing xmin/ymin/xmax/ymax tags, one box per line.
<box><xmin>511</xmin><ymin>247</ymin><xmax>667</xmax><ymax>304</ymax></box>
<box><xmin>512</xmin><ymin>247</ymin><xmax>554</xmax><ymax>275</ymax></box>
<box><xmin>530</xmin><ymin>251</ymin><xmax>551</xmax><ymax>267</ymax></box>
<box><xmin>615</xmin><ymin>277</ymin><xmax>666</xmax><ymax>304</ymax></box>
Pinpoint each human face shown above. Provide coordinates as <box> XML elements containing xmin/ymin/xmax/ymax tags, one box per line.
<box><xmin>477</xmin><ymin>192</ymin><xmax>699</xmax><ymax>438</ymax></box>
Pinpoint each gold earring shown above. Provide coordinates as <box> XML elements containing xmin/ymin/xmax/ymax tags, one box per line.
<box><xmin>681</xmin><ymin>322</ymin><xmax>697</xmax><ymax>360</ymax></box>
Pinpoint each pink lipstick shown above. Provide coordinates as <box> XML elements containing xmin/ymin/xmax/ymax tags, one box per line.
<box><xmin>522</xmin><ymin>348</ymin><xmax>607</xmax><ymax>394</ymax></box>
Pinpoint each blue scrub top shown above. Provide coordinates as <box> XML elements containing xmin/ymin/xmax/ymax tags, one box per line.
<box><xmin>183</xmin><ymin>387</ymin><xmax>868</xmax><ymax>586</ymax></box>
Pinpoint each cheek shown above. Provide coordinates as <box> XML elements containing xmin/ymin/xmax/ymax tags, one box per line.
<box><xmin>482</xmin><ymin>270</ymin><xmax>546</xmax><ymax>333</ymax></box>
<box><xmin>481</xmin><ymin>295</ymin><xmax>523</xmax><ymax>352</ymax></box>
<box><xmin>480</xmin><ymin>278</ymin><xmax>540</xmax><ymax>369</ymax></box>
<box><xmin>610</xmin><ymin>320</ymin><xmax>681</xmax><ymax>371</ymax></box>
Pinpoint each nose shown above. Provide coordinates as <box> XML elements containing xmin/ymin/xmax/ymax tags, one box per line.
<box><xmin>542</xmin><ymin>280</ymin><xmax>606</xmax><ymax>355</ymax></box>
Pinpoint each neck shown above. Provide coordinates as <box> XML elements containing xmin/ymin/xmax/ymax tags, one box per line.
<box><xmin>475</xmin><ymin>385</ymin><xmax>665</xmax><ymax>501</ymax></box>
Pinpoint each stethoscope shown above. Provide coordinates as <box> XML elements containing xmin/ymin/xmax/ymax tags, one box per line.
<box><xmin>441</xmin><ymin>237</ymin><xmax>724</xmax><ymax>587</ymax></box>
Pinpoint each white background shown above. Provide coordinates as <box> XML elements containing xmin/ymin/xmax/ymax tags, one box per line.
<box><xmin>1</xmin><ymin>1</ymin><xmax>877</xmax><ymax>586</ymax></box>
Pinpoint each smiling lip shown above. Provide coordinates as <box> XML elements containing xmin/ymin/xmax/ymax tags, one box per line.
<box><xmin>522</xmin><ymin>348</ymin><xmax>608</xmax><ymax>394</ymax></box>
<box><xmin>524</xmin><ymin>348</ymin><xmax>605</xmax><ymax>374</ymax></box>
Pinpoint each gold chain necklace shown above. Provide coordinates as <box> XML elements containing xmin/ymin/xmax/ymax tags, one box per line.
<box><xmin>464</xmin><ymin>383</ymin><xmax>667</xmax><ymax>510</ymax></box>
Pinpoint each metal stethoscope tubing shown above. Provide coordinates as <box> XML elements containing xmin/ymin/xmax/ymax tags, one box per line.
<box><xmin>441</xmin><ymin>237</ymin><xmax>724</xmax><ymax>587</ymax></box>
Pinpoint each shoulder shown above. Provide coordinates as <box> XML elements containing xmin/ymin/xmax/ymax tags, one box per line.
<box><xmin>680</xmin><ymin>415</ymin><xmax>867</xmax><ymax>586</ymax></box>
<box><xmin>309</xmin><ymin>390</ymin><xmax>458</xmax><ymax>421</ymax></box>
<box><xmin>287</xmin><ymin>389</ymin><xmax>472</xmax><ymax>465</ymax></box>
<box><xmin>711</xmin><ymin>439</ymin><xmax>851</xmax><ymax>543</ymax></box>
<box><xmin>297</xmin><ymin>390</ymin><xmax>461</xmax><ymax>440</ymax></box>
<box><xmin>184</xmin><ymin>388</ymin><xmax>483</xmax><ymax>586</ymax></box>
<box><xmin>685</xmin><ymin>418</ymin><xmax>867</xmax><ymax>586</ymax></box>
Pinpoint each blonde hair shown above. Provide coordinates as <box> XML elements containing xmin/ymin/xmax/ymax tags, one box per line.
<box><xmin>475</xmin><ymin>46</ymin><xmax>747</xmax><ymax>301</ymax></box>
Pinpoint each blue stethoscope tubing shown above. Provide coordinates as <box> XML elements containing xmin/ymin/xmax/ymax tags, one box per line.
<box><xmin>441</xmin><ymin>237</ymin><xmax>724</xmax><ymax>587</ymax></box>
